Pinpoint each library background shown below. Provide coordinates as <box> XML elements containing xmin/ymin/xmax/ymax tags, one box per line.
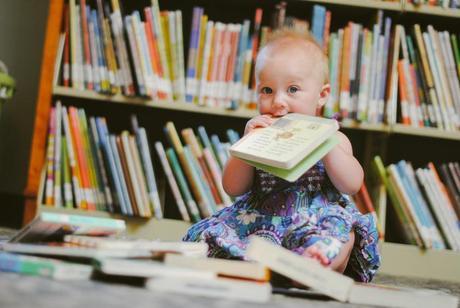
<box><xmin>0</xmin><ymin>0</ymin><xmax>459</xmax><ymax>289</ymax></box>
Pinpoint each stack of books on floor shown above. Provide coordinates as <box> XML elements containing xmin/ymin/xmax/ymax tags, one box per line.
<box><xmin>1</xmin><ymin>212</ymin><xmax>458</xmax><ymax>307</ymax></box>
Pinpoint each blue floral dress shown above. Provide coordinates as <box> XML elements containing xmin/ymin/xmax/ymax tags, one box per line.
<box><xmin>183</xmin><ymin>161</ymin><xmax>381</xmax><ymax>282</ymax></box>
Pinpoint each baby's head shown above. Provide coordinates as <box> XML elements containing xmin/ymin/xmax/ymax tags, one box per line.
<box><xmin>255</xmin><ymin>28</ymin><xmax>330</xmax><ymax>117</ymax></box>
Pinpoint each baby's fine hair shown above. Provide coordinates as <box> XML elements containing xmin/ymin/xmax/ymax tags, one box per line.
<box><xmin>255</xmin><ymin>27</ymin><xmax>329</xmax><ymax>84</ymax></box>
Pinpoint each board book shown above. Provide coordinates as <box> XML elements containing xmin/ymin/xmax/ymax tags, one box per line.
<box><xmin>229</xmin><ymin>113</ymin><xmax>339</xmax><ymax>182</ymax></box>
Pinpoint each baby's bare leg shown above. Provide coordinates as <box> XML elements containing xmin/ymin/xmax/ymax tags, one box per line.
<box><xmin>303</xmin><ymin>231</ymin><xmax>355</xmax><ymax>273</ymax></box>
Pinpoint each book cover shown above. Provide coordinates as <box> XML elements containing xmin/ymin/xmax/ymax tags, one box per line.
<box><xmin>229</xmin><ymin>113</ymin><xmax>339</xmax><ymax>170</ymax></box>
<box><xmin>246</xmin><ymin>236</ymin><xmax>458</xmax><ymax>307</ymax></box>
<box><xmin>145</xmin><ymin>275</ymin><xmax>271</xmax><ymax>303</ymax></box>
<box><xmin>0</xmin><ymin>251</ymin><xmax>92</xmax><ymax>280</ymax></box>
<box><xmin>94</xmin><ymin>257</ymin><xmax>215</xmax><ymax>279</ymax></box>
<box><xmin>164</xmin><ymin>253</ymin><xmax>270</xmax><ymax>281</ymax></box>
<box><xmin>8</xmin><ymin>212</ymin><xmax>126</xmax><ymax>243</ymax></box>
<box><xmin>154</xmin><ymin>141</ymin><xmax>193</xmax><ymax>222</ymax></box>
<box><xmin>246</xmin><ymin>236</ymin><xmax>354</xmax><ymax>302</ymax></box>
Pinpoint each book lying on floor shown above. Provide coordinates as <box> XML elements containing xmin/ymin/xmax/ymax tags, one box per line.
<box><xmin>246</xmin><ymin>237</ymin><xmax>459</xmax><ymax>308</ymax></box>
<box><xmin>9</xmin><ymin>212</ymin><xmax>126</xmax><ymax>243</ymax></box>
<box><xmin>64</xmin><ymin>235</ymin><xmax>208</xmax><ymax>257</ymax></box>
<box><xmin>94</xmin><ymin>257</ymin><xmax>215</xmax><ymax>279</ymax></box>
<box><xmin>145</xmin><ymin>276</ymin><xmax>272</xmax><ymax>303</ymax></box>
<box><xmin>164</xmin><ymin>253</ymin><xmax>270</xmax><ymax>281</ymax></box>
<box><xmin>0</xmin><ymin>251</ymin><xmax>92</xmax><ymax>280</ymax></box>
<box><xmin>1</xmin><ymin>243</ymin><xmax>152</xmax><ymax>260</ymax></box>
<box><xmin>229</xmin><ymin>113</ymin><xmax>339</xmax><ymax>182</ymax></box>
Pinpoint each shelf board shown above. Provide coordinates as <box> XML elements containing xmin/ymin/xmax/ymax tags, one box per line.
<box><xmin>301</xmin><ymin>0</ymin><xmax>402</xmax><ymax>11</ymax></box>
<box><xmin>380</xmin><ymin>242</ymin><xmax>460</xmax><ymax>283</ymax></box>
<box><xmin>403</xmin><ymin>2</ymin><xmax>460</xmax><ymax>18</ymax></box>
<box><xmin>53</xmin><ymin>86</ymin><xmax>257</xmax><ymax>119</ymax></box>
<box><xmin>38</xmin><ymin>205</ymin><xmax>190</xmax><ymax>241</ymax></box>
<box><xmin>53</xmin><ymin>87</ymin><xmax>460</xmax><ymax>140</ymax></box>
<box><xmin>391</xmin><ymin>123</ymin><xmax>460</xmax><ymax>141</ymax></box>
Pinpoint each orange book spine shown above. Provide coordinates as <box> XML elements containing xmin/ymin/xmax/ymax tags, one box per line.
<box><xmin>68</xmin><ymin>107</ymin><xmax>94</xmax><ymax>210</ymax></box>
<box><xmin>339</xmin><ymin>23</ymin><xmax>351</xmax><ymax>119</ymax></box>
<box><xmin>397</xmin><ymin>60</ymin><xmax>411</xmax><ymax>125</ymax></box>
<box><xmin>144</xmin><ymin>8</ymin><xmax>163</xmax><ymax>77</ymax></box>
<box><xmin>323</xmin><ymin>10</ymin><xmax>331</xmax><ymax>53</ymax></box>
<box><xmin>358</xmin><ymin>183</ymin><xmax>383</xmax><ymax>238</ymax></box>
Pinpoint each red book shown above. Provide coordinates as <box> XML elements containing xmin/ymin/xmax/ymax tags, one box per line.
<box><xmin>80</xmin><ymin>0</ymin><xmax>93</xmax><ymax>90</ymax></box>
<box><xmin>63</xmin><ymin>3</ymin><xmax>70</xmax><ymax>87</ymax></box>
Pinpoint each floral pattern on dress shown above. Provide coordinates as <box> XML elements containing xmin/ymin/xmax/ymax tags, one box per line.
<box><xmin>183</xmin><ymin>161</ymin><xmax>381</xmax><ymax>282</ymax></box>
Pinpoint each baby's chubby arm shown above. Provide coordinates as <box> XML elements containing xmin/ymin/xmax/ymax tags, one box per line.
<box><xmin>322</xmin><ymin>130</ymin><xmax>364</xmax><ymax>195</ymax></box>
<box><xmin>222</xmin><ymin>115</ymin><xmax>275</xmax><ymax>197</ymax></box>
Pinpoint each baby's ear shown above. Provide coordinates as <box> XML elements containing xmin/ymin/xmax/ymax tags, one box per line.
<box><xmin>317</xmin><ymin>84</ymin><xmax>331</xmax><ymax>107</ymax></box>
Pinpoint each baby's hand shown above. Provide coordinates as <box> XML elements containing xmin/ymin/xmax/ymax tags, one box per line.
<box><xmin>244</xmin><ymin>115</ymin><xmax>275</xmax><ymax>135</ymax></box>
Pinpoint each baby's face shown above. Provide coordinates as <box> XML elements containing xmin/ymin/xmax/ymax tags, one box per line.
<box><xmin>256</xmin><ymin>45</ymin><xmax>326</xmax><ymax>117</ymax></box>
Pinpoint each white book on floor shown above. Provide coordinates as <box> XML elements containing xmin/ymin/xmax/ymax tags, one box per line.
<box><xmin>95</xmin><ymin>257</ymin><xmax>215</xmax><ymax>279</ymax></box>
<box><xmin>163</xmin><ymin>253</ymin><xmax>270</xmax><ymax>281</ymax></box>
<box><xmin>145</xmin><ymin>276</ymin><xmax>271</xmax><ymax>303</ymax></box>
<box><xmin>349</xmin><ymin>283</ymin><xmax>459</xmax><ymax>308</ymax></box>
<box><xmin>64</xmin><ymin>235</ymin><xmax>208</xmax><ymax>257</ymax></box>
<box><xmin>2</xmin><ymin>243</ymin><xmax>152</xmax><ymax>259</ymax></box>
<box><xmin>246</xmin><ymin>236</ymin><xmax>354</xmax><ymax>302</ymax></box>
<box><xmin>246</xmin><ymin>236</ymin><xmax>459</xmax><ymax>308</ymax></box>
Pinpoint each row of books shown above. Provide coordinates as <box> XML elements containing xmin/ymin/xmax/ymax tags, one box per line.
<box><xmin>317</xmin><ymin>10</ymin><xmax>460</xmax><ymax>131</ymax></box>
<box><xmin>2</xmin><ymin>213</ymin><xmax>458</xmax><ymax>307</ymax></box>
<box><xmin>373</xmin><ymin>156</ymin><xmax>460</xmax><ymax>251</ymax></box>
<box><xmin>56</xmin><ymin>1</ymin><xmax>460</xmax><ymax>132</ymax></box>
<box><xmin>43</xmin><ymin>102</ymin><xmax>162</xmax><ymax>218</ymax></box>
<box><xmin>405</xmin><ymin>0</ymin><xmax>460</xmax><ymax>8</ymax></box>
<box><xmin>42</xmin><ymin>103</ymin><xmax>236</xmax><ymax>221</ymax></box>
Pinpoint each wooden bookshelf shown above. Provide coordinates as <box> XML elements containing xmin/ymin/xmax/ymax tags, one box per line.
<box><xmin>403</xmin><ymin>2</ymin><xmax>460</xmax><ymax>18</ymax></box>
<box><xmin>391</xmin><ymin>123</ymin><xmax>460</xmax><ymax>141</ymax></box>
<box><xmin>20</xmin><ymin>0</ymin><xmax>460</xmax><ymax>284</ymax></box>
<box><xmin>52</xmin><ymin>86</ymin><xmax>258</xmax><ymax>119</ymax></box>
<box><xmin>380</xmin><ymin>242</ymin><xmax>460</xmax><ymax>283</ymax></box>
<box><xmin>53</xmin><ymin>86</ymin><xmax>460</xmax><ymax>140</ymax></box>
<box><xmin>302</xmin><ymin>0</ymin><xmax>402</xmax><ymax>11</ymax></box>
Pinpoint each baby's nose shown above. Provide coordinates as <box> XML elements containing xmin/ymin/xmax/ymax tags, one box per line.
<box><xmin>272</xmin><ymin>92</ymin><xmax>288</xmax><ymax>108</ymax></box>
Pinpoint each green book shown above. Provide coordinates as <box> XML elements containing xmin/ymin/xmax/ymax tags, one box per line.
<box><xmin>230</xmin><ymin>114</ymin><xmax>340</xmax><ymax>182</ymax></box>
<box><xmin>9</xmin><ymin>212</ymin><xmax>126</xmax><ymax>243</ymax></box>
<box><xmin>372</xmin><ymin>156</ymin><xmax>418</xmax><ymax>246</ymax></box>
<box><xmin>241</xmin><ymin>135</ymin><xmax>339</xmax><ymax>182</ymax></box>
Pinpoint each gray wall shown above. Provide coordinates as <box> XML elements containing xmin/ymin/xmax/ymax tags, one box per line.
<box><xmin>0</xmin><ymin>1</ymin><xmax>49</xmax><ymax>223</ymax></box>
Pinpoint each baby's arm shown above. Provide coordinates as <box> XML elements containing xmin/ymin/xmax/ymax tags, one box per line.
<box><xmin>222</xmin><ymin>115</ymin><xmax>275</xmax><ymax>197</ymax></box>
<box><xmin>322</xmin><ymin>131</ymin><xmax>363</xmax><ymax>195</ymax></box>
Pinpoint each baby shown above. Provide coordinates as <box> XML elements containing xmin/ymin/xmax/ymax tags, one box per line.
<box><xmin>184</xmin><ymin>28</ymin><xmax>380</xmax><ymax>282</ymax></box>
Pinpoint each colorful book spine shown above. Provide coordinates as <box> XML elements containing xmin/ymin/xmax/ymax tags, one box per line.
<box><xmin>136</xmin><ymin>127</ymin><xmax>163</xmax><ymax>219</ymax></box>
<box><xmin>155</xmin><ymin>141</ymin><xmax>193</xmax><ymax>222</ymax></box>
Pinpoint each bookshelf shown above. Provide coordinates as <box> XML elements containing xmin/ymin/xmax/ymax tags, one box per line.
<box><xmin>23</xmin><ymin>0</ymin><xmax>460</xmax><ymax>281</ymax></box>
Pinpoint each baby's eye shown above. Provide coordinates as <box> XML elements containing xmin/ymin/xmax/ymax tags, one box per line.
<box><xmin>261</xmin><ymin>87</ymin><xmax>272</xmax><ymax>94</ymax></box>
<box><xmin>287</xmin><ymin>86</ymin><xmax>299</xmax><ymax>94</ymax></box>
